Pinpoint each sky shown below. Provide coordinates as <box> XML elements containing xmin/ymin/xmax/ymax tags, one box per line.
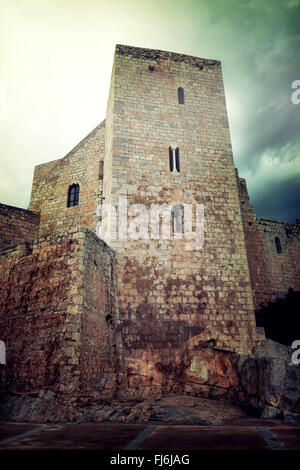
<box><xmin>0</xmin><ymin>0</ymin><xmax>299</xmax><ymax>222</ymax></box>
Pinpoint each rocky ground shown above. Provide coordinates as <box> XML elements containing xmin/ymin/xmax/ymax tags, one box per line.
<box><xmin>1</xmin><ymin>392</ymin><xmax>299</xmax><ymax>426</ymax></box>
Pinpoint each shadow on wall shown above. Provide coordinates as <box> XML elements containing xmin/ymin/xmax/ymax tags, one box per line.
<box><xmin>255</xmin><ymin>288</ymin><xmax>300</xmax><ymax>346</ymax></box>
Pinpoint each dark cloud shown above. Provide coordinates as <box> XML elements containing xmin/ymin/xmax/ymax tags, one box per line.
<box><xmin>253</xmin><ymin>176</ymin><xmax>300</xmax><ymax>223</ymax></box>
<box><xmin>202</xmin><ymin>0</ymin><xmax>300</xmax><ymax>221</ymax></box>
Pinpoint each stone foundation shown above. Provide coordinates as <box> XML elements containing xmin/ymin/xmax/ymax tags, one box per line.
<box><xmin>1</xmin><ymin>340</ymin><xmax>299</xmax><ymax>423</ymax></box>
<box><xmin>0</xmin><ymin>228</ymin><xmax>120</xmax><ymax>407</ymax></box>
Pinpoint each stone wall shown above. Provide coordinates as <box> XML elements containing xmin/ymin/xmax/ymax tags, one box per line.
<box><xmin>29</xmin><ymin>121</ymin><xmax>105</xmax><ymax>237</ymax></box>
<box><xmin>0</xmin><ymin>228</ymin><xmax>119</xmax><ymax>406</ymax></box>
<box><xmin>255</xmin><ymin>219</ymin><xmax>300</xmax><ymax>305</ymax></box>
<box><xmin>236</xmin><ymin>170</ymin><xmax>300</xmax><ymax>308</ymax></box>
<box><xmin>101</xmin><ymin>44</ymin><xmax>257</xmax><ymax>398</ymax></box>
<box><xmin>0</xmin><ymin>203</ymin><xmax>40</xmax><ymax>251</ymax></box>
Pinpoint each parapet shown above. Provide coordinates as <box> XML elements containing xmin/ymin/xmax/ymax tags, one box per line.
<box><xmin>115</xmin><ymin>44</ymin><xmax>220</xmax><ymax>68</ymax></box>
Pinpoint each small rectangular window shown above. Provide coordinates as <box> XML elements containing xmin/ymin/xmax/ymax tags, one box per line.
<box><xmin>178</xmin><ymin>87</ymin><xmax>184</xmax><ymax>104</ymax></box>
<box><xmin>275</xmin><ymin>237</ymin><xmax>282</xmax><ymax>254</ymax></box>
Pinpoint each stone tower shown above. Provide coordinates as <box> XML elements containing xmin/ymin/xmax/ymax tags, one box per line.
<box><xmin>101</xmin><ymin>45</ymin><xmax>257</xmax><ymax>393</ymax></box>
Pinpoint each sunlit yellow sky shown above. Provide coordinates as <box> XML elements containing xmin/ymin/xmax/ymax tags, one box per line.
<box><xmin>1</xmin><ymin>0</ymin><xmax>299</xmax><ymax>222</ymax></box>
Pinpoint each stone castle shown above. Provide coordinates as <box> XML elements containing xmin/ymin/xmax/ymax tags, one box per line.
<box><xmin>0</xmin><ymin>45</ymin><xmax>299</xmax><ymax>420</ymax></box>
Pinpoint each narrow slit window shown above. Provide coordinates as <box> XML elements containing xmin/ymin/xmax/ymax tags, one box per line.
<box><xmin>175</xmin><ymin>147</ymin><xmax>180</xmax><ymax>172</ymax></box>
<box><xmin>67</xmin><ymin>184</ymin><xmax>80</xmax><ymax>207</ymax></box>
<box><xmin>172</xmin><ymin>204</ymin><xmax>183</xmax><ymax>233</ymax></box>
<box><xmin>169</xmin><ymin>146</ymin><xmax>180</xmax><ymax>173</ymax></box>
<box><xmin>0</xmin><ymin>340</ymin><xmax>5</xmax><ymax>365</ymax></box>
<box><xmin>178</xmin><ymin>87</ymin><xmax>184</xmax><ymax>104</ymax></box>
<box><xmin>169</xmin><ymin>146</ymin><xmax>174</xmax><ymax>172</ymax></box>
<box><xmin>275</xmin><ymin>236</ymin><xmax>282</xmax><ymax>254</ymax></box>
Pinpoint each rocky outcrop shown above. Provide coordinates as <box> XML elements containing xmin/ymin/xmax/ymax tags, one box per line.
<box><xmin>179</xmin><ymin>339</ymin><xmax>300</xmax><ymax>421</ymax></box>
<box><xmin>0</xmin><ymin>339</ymin><xmax>299</xmax><ymax>423</ymax></box>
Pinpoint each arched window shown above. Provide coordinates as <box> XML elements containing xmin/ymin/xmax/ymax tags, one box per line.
<box><xmin>67</xmin><ymin>184</ymin><xmax>80</xmax><ymax>207</ymax></box>
<box><xmin>275</xmin><ymin>236</ymin><xmax>282</xmax><ymax>254</ymax></box>
<box><xmin>169</xmin><ymin>146</ymin><xmax>174</xmax><ymax>172</ymax></box>
<box><xmin>178</xmin><ymin>87</ymin><xmax>184</xmax><ymax>104</ymax></box>
<box><xmin>171</xmin><ymin>204</ymin><xmax>183</xmax><ymax>233</ymax></box>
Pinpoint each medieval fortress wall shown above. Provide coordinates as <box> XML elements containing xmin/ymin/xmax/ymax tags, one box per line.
<box><xmin>0</xmin><ymin>45</ymin><xmax>299</xmax><ymax>405</ymax></box>
<box><xmin>236</xmin><ymin>171</ymin><xmax>300</xmax><ymax>308</ymax></box>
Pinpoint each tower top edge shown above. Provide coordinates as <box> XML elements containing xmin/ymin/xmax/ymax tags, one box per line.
<box><xmin>115</xmin><ymin>44</ymin><xmax>221</xmax><ymax>67</ymax></box>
